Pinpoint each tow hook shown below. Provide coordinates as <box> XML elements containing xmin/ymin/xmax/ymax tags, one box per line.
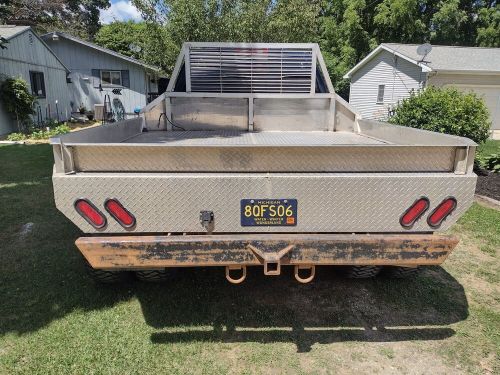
<box><xmin>225</xmin><ymin>265</ymin><xmax>246</xmax><ymax>284</ymax></box>
<box><xmin>294</xmin><ymin>265</ymin><xmax>316</xmax><ymax>284</ymax></box>
<box><xmin>224</xmin><ymin>243</ymin><xmax>316</xmax><ymax>284</ymax></box>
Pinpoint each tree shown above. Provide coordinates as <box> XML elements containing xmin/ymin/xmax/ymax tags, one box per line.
<box><xmin>0</xmin><ymin>0</ymin><xmax>110</xmax><ymax>39</ymax></box>
<box><xmin>132</xmin><ymin>0</ymin><xmax>321</xmax><ymax>72</ymax></box>
<box><xmin>476</xmin><ymin>4</ymin><xmax>500</xmax><ymax>47</ymax></box>
<box><xmin>100</xmin><ymin>0</ymin><xmax>498</xmax><ymax>98</ymax></box>
<box><xmin>0</xmin><ymin>77</ymin><xmax>36</xmax><ymax>132</ymax></box>
<box><xmin>374</xmin><ymin>0</ymin><xmax>427</xmax><ymax>43</ymax></box>
<box><xmin>95</xmin><ymin>21</ymin><xmax>147</xmax><ymax>60</ymax></box>
<box><xmin>95</xmin><ymin>21</ymin><xmax>175</xmax><ymax>71</ymax></box>
<box><xmin>318</xmin><ymin>0</ymin><xmax>378</xmax><ymax>97</ymax></box>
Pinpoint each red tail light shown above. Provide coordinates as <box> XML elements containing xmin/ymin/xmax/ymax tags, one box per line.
<box><xmin>427</xmin><ymin>197</ymin><xmax>457</xmax><ymax>228</ymax></box>
<box><xmin>74</xmin><ymin>199</ymin><xmax>106</xmax><ymax>229</ymax></box>
<box><xmin>400</xmin><ymin>197</ymin><xmax>430</xmax><ymax>228</ymax></box>
<box><xmin>104</xmin><ymin>199</ymin><xmax>136</xmax><ymax>228</ymax></box>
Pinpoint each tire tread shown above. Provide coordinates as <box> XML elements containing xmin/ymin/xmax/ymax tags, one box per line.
<box><xmin>343</xmin><ymin>265</ymin><xmax>382</xmax><ymax>278</ymax></box>
<box><xmin>383</xmin><ymin>266</ymin><xmax>420</xmax><ymax>278</ymax></box>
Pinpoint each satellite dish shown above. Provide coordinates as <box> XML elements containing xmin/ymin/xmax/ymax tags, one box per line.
<box><xmin>417</xmin><ymin>43</ymin><xmax>432</xmax><ymax>57</ymax></box>
<box><xmin>129</xmin><ymin>43</ymin><xmax>142</xmax><ymax>53</ymax></box>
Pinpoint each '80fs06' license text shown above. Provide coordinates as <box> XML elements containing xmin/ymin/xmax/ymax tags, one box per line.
<box><xmin>240</xmin><ymin>199</ymin><xmax>298</xmax><ymax>226</ymax></box>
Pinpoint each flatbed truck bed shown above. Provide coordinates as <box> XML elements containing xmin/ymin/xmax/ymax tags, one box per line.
<box><xmin>51</xmin><ymin>43</ymin><xmax>477</xmax><ymax>283</ymax></box>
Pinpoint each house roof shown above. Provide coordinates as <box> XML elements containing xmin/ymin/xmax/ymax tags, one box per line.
<box><xmin>41</xmin><ymin>31</ymin><xmax>161</xmax><ymax>73</ymax></box>
<box><xmin>344</xmin><ymin>43</ymin><xmax>500</xmax><ymax>79</ymax></box>
<box><xmin>0</xmin><ymin>25</ymin><xmax>70</xmax><ymax>72</ymax></box>
<box><xmin>0</xmin><ymin>25</ymin><xmax>31</xmax><ymax>40</ymax></box>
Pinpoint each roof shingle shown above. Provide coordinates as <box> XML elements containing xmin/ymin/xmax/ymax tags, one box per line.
<box><xmin>382</xmin><ymin>43</ymin><xmax>500</xmax><ymax>73</ymax></box>
<box><xmin>0</xmin><ymin>25</ymin><xmax>31</xmax><ymax>40</ymax></box>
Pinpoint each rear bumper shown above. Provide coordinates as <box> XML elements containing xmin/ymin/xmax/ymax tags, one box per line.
<box><xmin>76</xmin><ymin>233</ymin><xmax>459</xmax><ymax>270</ymax></box>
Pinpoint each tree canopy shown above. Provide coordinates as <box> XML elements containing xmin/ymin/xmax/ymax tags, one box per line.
<box><xmin>2</xmin><ymin>0</ymin><xmax>498</xmax><ymax>96</ymax></box>
<box><xmin>124</xmin><ymin>0</ymin><xmax>498</xmax><ymax>97</ymax></box>
<box><xmin>0</xmin><ymin>0</ymin><xmax>110</xmax><ymax>39</ymax></box>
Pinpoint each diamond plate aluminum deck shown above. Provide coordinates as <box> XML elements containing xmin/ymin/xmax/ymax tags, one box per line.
<box><xmin>122</xmin><ymin>131</ymin><xmax>388</xmax><ymax>146</ymax></box>
<box><xmin>53</xmin><ymin>172</ymin><xmax>476</xmax><ymax>234</ymax></box>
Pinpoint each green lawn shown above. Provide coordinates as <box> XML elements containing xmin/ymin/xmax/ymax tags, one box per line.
<box><xmin>0</xmin><ymin>144</ymin><xmax>499</xmax><ymax>374</ymax></box>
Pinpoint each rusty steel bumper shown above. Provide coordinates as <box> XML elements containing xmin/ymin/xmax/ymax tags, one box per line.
<box><xmin>76</xmin><ymin>233</ymin><xmax>458</xmax><ymax>282</ymax></box>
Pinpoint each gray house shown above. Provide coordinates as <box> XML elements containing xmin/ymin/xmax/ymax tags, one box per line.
<box><xmin>0</xmin><ymin>25</ymin><xmax>72</xmax><ymax>135</ymax></box>
<box><xmin>41</xmin><ymin>32</ymin><xmax>161</xmax><ymax>120</ymax></box>
<box><xmin>344</xmin><ymin>44</ymin><xmax>500</xmax><ymax>133</ymax></box>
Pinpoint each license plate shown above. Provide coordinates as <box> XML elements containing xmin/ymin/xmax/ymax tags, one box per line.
<box><xmin>240</xmin><ymin>199</ymin><xmax>297</xmax><ymax>226</ymax></box>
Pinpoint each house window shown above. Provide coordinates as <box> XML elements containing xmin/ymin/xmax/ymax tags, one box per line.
<box><xmin>29</xmin><ymin>71</ymin><xmax>46</xmax><ymax>98</ymax></box>
<box><xmin>101</xmin><ymin>70</ymin><xmax>122</xmax><ymax>86</ymax></box>
<box><xmin>376</xmin><ymin>84</ymin><xmax>385</xmax><ymax>104</ymax></box>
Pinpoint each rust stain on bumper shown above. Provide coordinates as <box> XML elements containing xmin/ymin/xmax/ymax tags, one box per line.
<box><xmin>75</xmin><ymin>233</ymin><xmax>459</xmax><ymax>270</ymax></box>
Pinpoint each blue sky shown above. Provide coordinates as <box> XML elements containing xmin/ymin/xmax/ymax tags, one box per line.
<box><xmin>99</xmin><ymin>0</ymin><xmax>143</xmax><ymax>24</ymax></box>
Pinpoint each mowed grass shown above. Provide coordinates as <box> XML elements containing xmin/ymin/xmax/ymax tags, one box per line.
<box><xmin>0</xmin><ymin>144</ymin><xmax>499</xmax><ymax>374</ymax></box>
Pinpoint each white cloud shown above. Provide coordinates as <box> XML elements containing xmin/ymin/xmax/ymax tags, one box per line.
<box><xmin>99</xmin><ymin>1</ymin><xmax>142</xmax><ymax>24</ymax></box>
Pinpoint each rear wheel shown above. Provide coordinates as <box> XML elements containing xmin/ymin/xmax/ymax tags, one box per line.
<box><xmin>85</xmin><ymin>261</ymin><xmax>129</xmax><ymax>283</ymax></box>
<box><xmin>383</xmin><ymin>266</ymin><xmax>420</xmax><ymax>278</ymax></box>
<box><xmin>135</xmin><ymin>269</ymin><xmax>178</xmax><ymax>282</ymax></box>
<box><xmin>342</xmin><ymin>265</ymin><xmax>382</xmax><ymax>278</ymax></box>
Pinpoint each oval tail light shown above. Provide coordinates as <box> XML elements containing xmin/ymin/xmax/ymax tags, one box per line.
<box><xmin>428</xmin><ymin>197</ymin><xmax>457</xmax><ymax>228</ymax></box>
<box><xmin>400</xmin><ymin>197</ymin><xmax>430</xmax><ymax>228</ymax></box>
<box><xmin>74</xmin><ymin>199</ymin><xmax>107</xmax><ymax>229</ymax></box>
<box><xmin>104</xmin><ymin>199</ymin><xmax>136</xmax><ymax>228</ymax></box>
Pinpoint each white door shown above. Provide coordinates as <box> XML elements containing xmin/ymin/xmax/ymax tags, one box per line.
<box><xmin>451</xmin><ymin>85</ymin><xmax>500</xmax><ymax>130</ymax></box>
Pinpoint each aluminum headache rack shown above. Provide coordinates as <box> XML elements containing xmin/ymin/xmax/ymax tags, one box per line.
<box><xmin>50</xmin><ymin>42</ymin><xmax>476</xmax><ymax>265</ymax></box>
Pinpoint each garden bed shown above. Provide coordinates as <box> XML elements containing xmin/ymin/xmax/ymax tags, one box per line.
<box><xmin>475</xmin><ymin>139</ymin><xmax>500</xmax><ymax>201</ymax></box>
<box><xmin>476</xmin><ymin>173</ymin><xmax>500</xmax><ymax>201</ymax></box>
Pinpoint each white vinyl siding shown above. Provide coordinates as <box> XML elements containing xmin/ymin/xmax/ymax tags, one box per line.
<box><xmin>349</xmin><ymin>50</ymin><xmax>425</xmax><ymax>120</ymax></box>
<box><xmin>0</xmin><ymin>29</ymin><xmax>71</xmax><ymax>134</ymax></box>
<box><xmin>45</xmin><ymin>38</ymin><xmax>149</xmax><ymax>116</ymax></box>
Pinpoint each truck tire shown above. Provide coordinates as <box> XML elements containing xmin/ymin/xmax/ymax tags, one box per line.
<box><xmin>383</xmin><ymin>266</ymin><xmax>420</xmax><ymax>278</ymax></box>
<box><xmin>135</xmin><ymin>269</ymin><xmax>177</xmax><ymax>282</ymax></box>
<box><xmin>342</xmin><ymin>265</ymin><xmax>382</xmax><ymax>278</ymax></box>
<box><xmin>85</xmin><ymin>261</ymin><xmax>129</xmax><ymax>283</ymax></box>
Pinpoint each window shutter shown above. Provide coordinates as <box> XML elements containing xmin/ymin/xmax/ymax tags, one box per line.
<box><xmin>121</xmin><ymin>70</ymin><xmax>130</xmax><ymax>88</ymax></box>
<box><xmin>91</xmin><ymin>69</ymin><xmax>100</xmax><ymax>88</ymax></box>
<box><xmin>29</xmin><ymin>71</ymin><xmax>35</xmax><ymax>95</ymax></box>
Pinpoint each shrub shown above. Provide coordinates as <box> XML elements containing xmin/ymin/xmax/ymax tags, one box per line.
<box><xmin>7</xmin><ymin>124</ymin><xmax>71</xmax><ymax>141</ymax></box>
<box><xmin>388</xmin><ymin>86</ymin><xmax>491</xmax><ymax>144</ymax></box>
<box><xmin>6</xmin><ymin>132</ymin><xmax>28</xmax><ymax>141</ymax></box>
<box><xmin>478</xmin><ymin>153</ymin><xmax>500</xmax><ymax>173</ymax></box>
<box><xmin>30</xmin><ymin>124</ymin><xmax>71</xmax><ymax>140</ymax></box>
<box><xmin>0</xmin><ymin>77</ymin><xmax>37</xmax><ymax>132</ymax></box>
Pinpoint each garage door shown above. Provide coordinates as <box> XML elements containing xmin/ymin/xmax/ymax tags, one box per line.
<box><xmin>452</xmin><ymin>85</ymin><xmax>500</xmax><ymax>130</ymax></box>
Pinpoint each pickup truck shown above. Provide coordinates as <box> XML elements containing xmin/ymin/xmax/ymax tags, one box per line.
<box><xmin>51</xmin><ymin>43</ymin><xmax>477</xmax><ymax>284</ymax></box>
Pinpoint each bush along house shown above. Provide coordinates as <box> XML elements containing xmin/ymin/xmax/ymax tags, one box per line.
<box><xmin>41</xmin><ymin>32</ymin><xmax>163</xmax><ymax>121</ymax></box>
<box><xmin>0</xmin><ymin>25</ymin><xmax>72</xmax><ymax>135</ymax></box>
<box><xmin>344</xmin><ymin>43</ymin><xmax>500</xmax><ymax>136</ymax></box>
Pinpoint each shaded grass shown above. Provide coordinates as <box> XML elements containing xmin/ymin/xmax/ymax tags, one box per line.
<box><xmin>0</xmin><ymin>144</ymin><xmax>498</xmax><ymax>374</ymax></box>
